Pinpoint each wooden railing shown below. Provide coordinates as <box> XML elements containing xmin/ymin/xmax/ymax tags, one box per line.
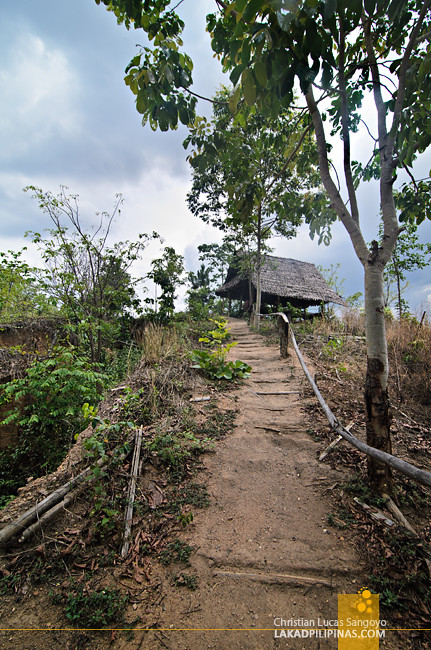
<box><xmin>263</xmin><ymin>312</ymin><xmax>431</xmax><ymax>489</ymax></box>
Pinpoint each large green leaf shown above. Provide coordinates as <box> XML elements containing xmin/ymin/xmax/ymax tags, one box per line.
<box><xmin>254</xmin><ymin>59</ymin><xmax>268</xmax><ymax>86</ymax></box>
<box><xmin>242</xmin><ymin>69</ymin><xmax>257</xmax><ymax>106</ymax></box>
<box><xmin>136</xmin><ymin>91</ymin><xmax>148</xmax><ymax>114</ymax></box>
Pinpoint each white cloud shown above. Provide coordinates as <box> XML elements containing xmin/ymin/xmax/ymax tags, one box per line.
<box><xmin>0</xmin><ymin>32</ymin><xmax>81</xmax><ymax>159</ymax></box>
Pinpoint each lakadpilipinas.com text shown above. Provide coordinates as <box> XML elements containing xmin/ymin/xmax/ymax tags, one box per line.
<box><xmin>273</xmin><ymin>617</ymin><xmax>386</xmax><ymax>640</ymax></box>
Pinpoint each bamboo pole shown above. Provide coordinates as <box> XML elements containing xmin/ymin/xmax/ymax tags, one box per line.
<box><xmin>0</xmin><ymin>464</ymin><xmax>99</xmax><ymax>546</ymax></box>
<box><xmin>265</xmin><ymin>312</ymin><xmax>431</xmax><ymax>489</ymax></box>
<box><xmin>121</xmin><ymin>427</ymin><xmax>143</xmax><ymax>558</ymax></box>
<box><xmin>0</xmin><ymin>434</ymin><xmax>134</xmax><ymax>547</ymax></box>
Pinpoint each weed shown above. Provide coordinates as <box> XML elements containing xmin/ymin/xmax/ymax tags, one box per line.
<box><xmin>306</xmin><ymin>428</ymin><xmax>320</xmax><ymax>442</ymax></box>
<box><xmin>191</xmin><ymin>318</ymin><xmax>251</xmax><ymax>380</ymax></box>
<box><xmin>322</xmin><ymin>337</ymin><xmax>344</xmax><ymax>359</ymax></box>
<box><xmin>172</xmin><ymin>573</ymin><xmax>198</xmax><ymax>590</ymax></box>
<box><xmin>61</xmin><ymin>586</ymin><xmax>128</xmax><ymax>627</ymax></box>
<box><xmin>326</xmin><ymin>506</ymin><xmax>355</xmax><ymax>530</ymax></box>
<box><xmin>145</xmin><ymin>429</ymin><xmax>214</xmax><ymax>482</ymax></box>
<box><xmin>166</xmin><ymin>483</ymin><xmax>210</xmax><ymax>515</ymax></box>
<box><xmin>159</xmin><ymin>539</ymin><xmax>193</xmax><ymax>566</ymax></box>
<box><xmin>0</xmin><ymin>573</ymin><xmax>20</xmax><ymax>595</ymax></box>
<box><xmin>198</xmin><ymin>407</ymin><xmax>236</xmax><ymax>440</ymax></box>
<box><xmin>340</xmin><ymin>474</ymin><xmax>386</xmax><ymax>507</ymax></box>
<box><xmin>177</xmin><ymin>511</ymin><xmax>194</xmax><ymax>527</ymax></box>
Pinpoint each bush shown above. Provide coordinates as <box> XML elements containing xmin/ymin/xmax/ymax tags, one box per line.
<box><xmin>0</xmin><ymin>346</ymin><xmax>107</xmax><ymax>500</ymax></box>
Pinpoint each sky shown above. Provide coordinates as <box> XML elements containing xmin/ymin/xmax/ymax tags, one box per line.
<box><xmin>1</xmin><ymin>0</ymin><xmax>430</xmax><ymax>313</ymax></box>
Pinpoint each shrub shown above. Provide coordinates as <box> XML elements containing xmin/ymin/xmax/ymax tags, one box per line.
<box><xmin>0</xmin><ymin>346</ymin><xmax>106</xmax><ymax>499</ymax></box>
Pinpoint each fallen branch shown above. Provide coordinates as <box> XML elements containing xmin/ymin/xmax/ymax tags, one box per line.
<box><xmin>213</xmin><ymin>569</ymin><xmax>332</xmax><ymax>587</ymax></box>
<box><xmin>382</xmin><ymin>493</ymin><xmax>431</xmax><ymax>576</ymax></box>
<box><xmin>319</xmin><ymin>422</ymin><xmax>354</xmax><ymax>461</ymax></box>
<box><xmin>19</xmin><ymin>490</ymin><xmax>82</xmax><ymax>543</ymax></box>
<box><xmin>353</xmin><ymin>497</ymin><xmax>396</xmax><ymax>528</ymax></box>
<box><xmin>253</xmin><ymin>391</ymin><xmax>300</xmax><ymax>396</ymax></box>
<box><xmin>319</xmin><ymin>435</ymin><xmax>343</xmax><ymax>461</ymax></box>
<box><xmin>121</xmin><ymin>427</ymin><xmax>143</xmax><ymax>558</ymax></box>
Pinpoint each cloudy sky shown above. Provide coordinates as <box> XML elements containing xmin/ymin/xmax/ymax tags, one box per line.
<box><xmin>1</xmin><ymin>0</ymin><xmax>430</xmax><ymax>312</ymax></box>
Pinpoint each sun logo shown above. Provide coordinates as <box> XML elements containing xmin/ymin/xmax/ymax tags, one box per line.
<box><xmin>356</xmin><ymin>588</ymin><xmax>373</xmax><ymax>613</ymax></box>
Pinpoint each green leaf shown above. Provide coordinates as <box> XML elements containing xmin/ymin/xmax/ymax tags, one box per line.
<box><xmin>276</xmin><ymin>10</ymin><xmax>295</xmax><ymax>31</ymax></box>
<box><xmin>179</xmin><ymin>106</ymin><xmax>190</xmax><ymax>125</ymax></box>
<box><xmin>230</xmin><ymin>64</ymin><xmax>244</xmax><ymax>87</ymax></box>
<box><xmin>254</xmin><ymin>60</ymin><xmax>268</xmax><ymax>86</ymax></box>
<box><xmin>243</xmin><ymin>0</ymin><xmax>264</xmax><ymax>23</ymax></box>
<box><xmin>229</xmin><ymin>84</ymin><xmax>242</xmax><ymax>114</ymax></box>
<box><xmin>387</xmin><ymin>0</ymin><xmax>406</xmax><ymax>22</ymax></box>
<box><xmin>242</xmin><ymin>68</ymin><xmax>257</xmax><ymax>107</ymax></box>
<box><xmin>136</xmin><ymin>91</ymin><xmax>148</xmax><ymax>115</ymax></box>
<box><xmin>323</xmin><ymin>0</ymin><xmax>337</xmax><ymax>22</ymax></box>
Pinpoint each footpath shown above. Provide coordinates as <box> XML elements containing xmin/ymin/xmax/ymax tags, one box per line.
<box><xmin>137</xmin><ymin>318</ymin><xmax>365</xmax><ymax>649</ymax></box>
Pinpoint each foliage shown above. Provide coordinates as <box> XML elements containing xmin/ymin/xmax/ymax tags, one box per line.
<box><xmin>144</xmin><ymin>428</ymin><xmax>214</xmax><ymax>481</ymax></box>
<box><xmin>159</xmin><ymin>539</ymin><xmax>192</xmax><ymax>565</ymax></box>
<box><xmin>97</xmin><ymin>0</ymin><xmax>431</xmax><ymax>487</ymax></box>
<box><xmin>1</xmin><ymin>346</ymin><xmax>105</xmax><ymax>438</ymax></box>
<box><xmin>381</xmin><ymin>221</ymin><xmax>431</xmax><ymax>319</ymax></box>
<box><xmin>318</xmin><ymin>264</ymin><xmax>363</xmax><ymax>310</ymax></box>
<box><xmin>191</xmin><ymin>318</ymin><xmax>252</xmax><ymax>380</ymax></box>
<box><xmin>25</xmin><ymin>185</ymin><xmax>160</xmax><ymax>362</ymax></box>
<box><xmin>145</xmin><ymin>246</ymin><xmax>185</xmax><ymax>323</ymax></box>
<box><xmin>186</xmin><ymin>263</ymin><xmax>217</xmax><ymax>320</ymax></box>
<box><xmin>63</xmin><ymin>586</ymin><xmax>127</xmax><ymax>627</ymax></box>
<box><xmin>172</xmin><ymin>573</ymin><xmax>198</xmax><ymax>590</ymax></box>
<box><xmin>0</xmin><ymin>346</ymin><xmax>106</xmax><ymax>500</ymax></box>
<box><xmin>0</xmin><ymin>249</ymin><xmax>56</xmax><ymax>321</ymax></box>
<box><xmin>185</xmin><ymin>87</ymin><xmax>335</xmax><ymax>246</ymax></box>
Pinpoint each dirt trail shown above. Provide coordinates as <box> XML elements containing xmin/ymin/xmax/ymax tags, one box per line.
<box><xmin>136</xmin><ymin>318</ymin><xmax>364</xmax><ymax>649</ymax></box>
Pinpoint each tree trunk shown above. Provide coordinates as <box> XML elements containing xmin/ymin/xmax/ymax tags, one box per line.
<box><xmin>255</xmin><ymin>204</ymin><xmax>262</xmax><ymax>330</ymax></box>
<box><xmin>364</xmin><ymin>261</ymin><xmax>392</xmax><ymax>491</ymax></box>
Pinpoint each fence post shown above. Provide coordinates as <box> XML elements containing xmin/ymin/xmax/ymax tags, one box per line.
<box><xmin>278</xmin><ymin>315</ymin><xmax>289</xmax><ymax>358</ymax></box>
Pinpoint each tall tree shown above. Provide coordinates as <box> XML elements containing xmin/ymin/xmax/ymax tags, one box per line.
<box><xmin>146</xmin><ymin>246</ymin><xmax>185</xmax><ymax>323</ymax></box>
<box><xmin>185</xmin><ymin>88</ymin><xmax>334</xmax><ymax>326</ymax></box>
<box><xmin>96</xmin><ymin>0</ymin><xmax>431</xmax><ymax>489</ymax></box>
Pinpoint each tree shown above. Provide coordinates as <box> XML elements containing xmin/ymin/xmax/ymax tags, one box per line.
<box><xmin>185</xmin><ymin>88</ymin><xmax>335</xmax><ymax>326</ymax></box>
<box><xmin>25</xmin><ymin>185</ymin><xmax>159</xmax><ymax>363</ymax></box>
<box><xmin>96</xmin><ymin>0</ymin><xmax>431</xmax><ymax>489</ymax></box>
<box><xmin>381</xmin><ymin>222</ymin><xmax>431</xmax><ymax>320</ymax></box>
<box><xmin>0</xmin><ymin>249</ymin><xmax>56</xmax><ymax>321</ymax></box>
<box><xmin>146</xmin><ymin>246</ymin><xmax>185</xmax><ymax>323</ymax></box>
<box><xmin>186</xmin><ymin>263</ymin><xmax>215</xmax><ymax>320</ymax></box>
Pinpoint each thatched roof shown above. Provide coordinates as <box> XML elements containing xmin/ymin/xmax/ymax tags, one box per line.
<box><xmin>215</xmin><ymin>255</ymin><xmax>345</xmax><ymax>308</ymax></box>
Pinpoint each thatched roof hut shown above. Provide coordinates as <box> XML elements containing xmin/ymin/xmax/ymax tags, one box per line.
<box><xmin>215</xmin><ymin>255</ymin><xmax>345</xmax><ymax>309</ymax></box>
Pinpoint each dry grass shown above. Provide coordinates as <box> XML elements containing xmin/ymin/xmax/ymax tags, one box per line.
<box><xmin>387</xmin><ymin>315</ymin><xmax>431</xmax><ymax>420</ymax></box>
<box><xmin>135</xmin><ymin>323</ymin><xmax>186</xmax><ymax>365</ymax></box>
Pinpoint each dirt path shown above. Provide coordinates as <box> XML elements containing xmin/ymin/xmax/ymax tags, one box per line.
<box><xmin>135</xmin><ymin>318</ymin><xmax>365</xmax><ymax>649</ymax></box>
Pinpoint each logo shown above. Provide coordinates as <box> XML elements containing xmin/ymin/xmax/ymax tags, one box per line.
<box><xmin>338</xmin><ymin>588</ymin><xmax>385</xmax><ymax>648</ymax></box>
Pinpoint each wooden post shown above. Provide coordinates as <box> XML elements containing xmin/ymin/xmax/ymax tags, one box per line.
<box><xmin>278</xmin><ymin>315</ymin><xmax>289</xmax><ymax>358</ymax></box>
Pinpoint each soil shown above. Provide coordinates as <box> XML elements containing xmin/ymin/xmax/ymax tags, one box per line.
<box><xmin>0</xmin><ymin>318</ymin><xmax>422</xmax><ymax>649</ymax></box>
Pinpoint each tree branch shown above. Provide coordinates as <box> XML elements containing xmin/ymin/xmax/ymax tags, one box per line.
<box><xmin>389</xmin><ymin>0</ymin><xmax>431</xmax><ymax>150</ymax></box>
<box><xmin>305</xmin><ymin>86</ymin><xmax>368</xmax><ymax>265</ymax></box>
<box><xmin>338</xmin><ymin>14</ymin><xmax>360</xmax><ymax>225</ymax></box>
